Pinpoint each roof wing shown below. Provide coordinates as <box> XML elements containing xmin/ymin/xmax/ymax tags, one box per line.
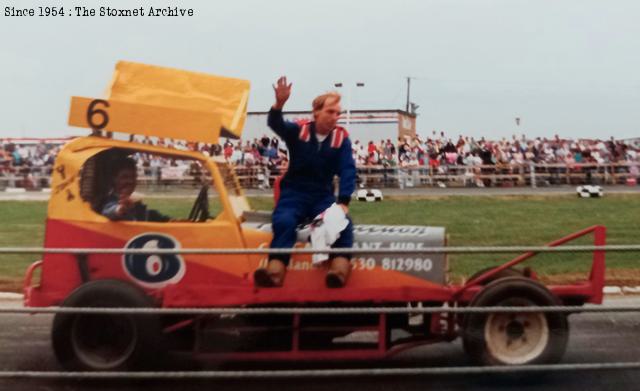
<box><xmin>68</xmin><ymin>61</ymin><xmax>250</xmax><ymax>143</ymax></box>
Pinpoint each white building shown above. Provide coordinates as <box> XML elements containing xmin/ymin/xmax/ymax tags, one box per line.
<box><xmin>242</xmin><ymin>109</ymin><xmax>417</xmax><ymax>145</ymax></box>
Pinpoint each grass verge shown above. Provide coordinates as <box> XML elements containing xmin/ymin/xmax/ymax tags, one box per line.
<box><xmin>1</xmin><ymin>194</ymin><xmax>638</xmax><ymax>289</ymax></box>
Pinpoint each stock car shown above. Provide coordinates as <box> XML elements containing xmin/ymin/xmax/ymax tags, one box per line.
<box><xmin>22</xmin><ymin>62</ymin><xmax>607</xmax><ymax>371</ymax></box>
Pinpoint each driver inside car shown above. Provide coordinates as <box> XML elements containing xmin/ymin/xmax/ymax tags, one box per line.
<box><xmin>101</xmin><ymin>157</ymin><xmax>171</xmax><ymax>222</ymax></box>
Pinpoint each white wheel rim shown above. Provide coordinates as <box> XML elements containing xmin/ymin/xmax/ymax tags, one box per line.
<box><xmin>484</xmin><ymin>312</ymin><xmax>549</xmax><ymax>365</ymax></box>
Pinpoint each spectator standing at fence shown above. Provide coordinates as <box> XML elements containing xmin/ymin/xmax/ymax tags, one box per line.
<box><xmin>367</xmin><ymin>141</ymin><xmax>377</xmax><ymax>155</ymax></box>
<box><xmin>357</xmin><ymin>143</ymin><xmax>368</xmax><ymax>165</ymax></box>
<box><xmin>253</xmin><ymin>76</ymin><xmax>356</xmax><ymax>288</ymax></box>
<box><xmin>265</xmin><ymin>142</ymin><xmax>278</xmax><ymax>161</ymax></box>
<box><xmin>0</xmin><ymin>145</ymin><xmax>8</xmax><ymax>163</ymax></box>
<box><xmin>10</xmin><ymin>145</ymin><xmax>23</xmax><ymax>167</ymax></box>
<box><xmin>378</xmin><ymin>140</ymin><xmax>386</xmax><ymax>157</ymax></box>
<box><xmin>223</xmin><ymin>142</ymin><xmax>233</xmax><ymax>161</ymax></box>
<box><xmin>351</xmin><ymin>140</ymin><xmax>360</xmax><ymax>162</ymax></box>
<box><xmin>243</xmin><ymin>143</ymin><xmax>257</xmax><ymax>166</ymax></box>
<box><xmin>257</xmin><ymin>136</ymin><xmax>270</xmax><ymax>157</ymax></box>
<box><xmin>398</xmin><ymin>138</ymin><xmax>411</xmax><ymax>163</ymax></box>
<box><xmin>231</xmin><ymin>145</ymin><xmax>243</xmax><ymax>165</ymax></box>
<box><xmin>0</xmin><ymin>145</ymin><xmax>11</xmax><ymax>177</ymax></box>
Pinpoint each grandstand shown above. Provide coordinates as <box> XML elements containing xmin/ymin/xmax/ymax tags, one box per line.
<box><xmin>1</xmin><ymin>131</ymin><xmax>638</xmax><ymax>191</ymax></box>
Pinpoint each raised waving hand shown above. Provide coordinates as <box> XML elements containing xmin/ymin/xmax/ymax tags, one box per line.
<box><xmin>272</xmin><ymin>76</ymin><xmax>292</xmax><ymax>110</ymax></box>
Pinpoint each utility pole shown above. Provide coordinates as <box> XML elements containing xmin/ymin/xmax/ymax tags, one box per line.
<box><xmin>405</xmin><ymin>77</ymin><xmax>412</xmax><ymax>112</ymax></box>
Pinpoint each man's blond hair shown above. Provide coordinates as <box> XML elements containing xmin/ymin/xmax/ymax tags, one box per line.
<box><xmin>312</xmin><ymin>92</ymin><xmax>341</xmax><ymax>114</ymax></box>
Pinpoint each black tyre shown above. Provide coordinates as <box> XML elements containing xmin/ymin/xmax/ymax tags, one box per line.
<box><xmin>52</xmin><ymin>279</ymin><xmax>164</xmax><ymax>371</ymax></box>
<box><xmin>462</xmin><ymin>277</ymin><xmax>568</xmax><ymax>366</ymax></box>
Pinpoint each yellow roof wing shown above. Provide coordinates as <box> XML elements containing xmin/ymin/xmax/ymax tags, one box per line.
<box><xmin>68</xmin><ymin>61</ymin><xmax>250</xmax><ymax>143</ymax></box>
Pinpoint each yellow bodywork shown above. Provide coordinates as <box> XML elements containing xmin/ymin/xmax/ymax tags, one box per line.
<box><xmin>51</xmin><ymin>61</ymin><xmax>264</xmax><ymax>283</ymax></box>
<box><xmin>46</xmin><ymin>136</ymin><xmax>265</xmax><ymax>280</ymax></box>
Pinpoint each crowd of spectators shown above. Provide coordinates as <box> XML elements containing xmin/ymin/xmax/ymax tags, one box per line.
<box><xmin>355</xmin><ymin>133</ymin><xmax>639</xmax><ymax>170</ymax></box>
<box><xmin>4</xmin><ymin>133</ymin><xmax>638</xmax><ymax>171</ymax></box>
<box><xmin>131</xmin><ymin>135</ymin><xmax>289</xmax><ymax>189</ymax></box>
<box><xmin>214</xmin><ymin>132</ymin><xmax>639</xmax><ymax>188</ymax></box>
<box><xmin>1</xmin><ymin>133</ymin><xmax>639</xmax><ymax>189</ymax></box>
<box><xmin>0</xmin><ymin>140</ymin><xmax>59</xmax><ymax>171</ymax></box>
<box><xmin>0</xmin><ymin>140</ymin><xmax>61</xmax><ymax>189</ymax></box>
<box><xmin>220</xmin><ymin>136</ymin><xmax>288</xmax><ymax>171</ymax></box>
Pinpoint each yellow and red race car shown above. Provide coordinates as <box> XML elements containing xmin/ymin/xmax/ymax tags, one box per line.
<box><xmin>23</xmin><ymin>62</ymin><xmax>606</xmax><ymax>371</ymax></box>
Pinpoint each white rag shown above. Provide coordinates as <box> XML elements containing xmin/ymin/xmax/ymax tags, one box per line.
<box><xmin>310</xmin><ymin>203</ymin><xmax>349</xmax><ymax>264</ymax></box>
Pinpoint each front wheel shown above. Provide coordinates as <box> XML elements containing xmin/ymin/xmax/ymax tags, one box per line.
<box><xmin>52</xmin><ymin>279</ymin><xmax>164</xmax><ymax>371</ymax></box>
<box><xmin>462</xmin><ymin>277</ymin><xmax>569</xmax><ymax>366</ymax></box>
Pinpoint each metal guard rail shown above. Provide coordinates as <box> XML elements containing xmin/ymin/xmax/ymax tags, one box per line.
<box><xmin>4</xmin><ymin>304</ymin><xmax>640</xmax><ymax>315</ymax></box>
<box><xmin>2</xmin><ymin>362</ymin><xmax>640</xmax><ymax>378</ymax></box>
<box><xmin>0</xmin><ymin>244</ymin><xmax>638</xmax><ymax>255</ymax></box>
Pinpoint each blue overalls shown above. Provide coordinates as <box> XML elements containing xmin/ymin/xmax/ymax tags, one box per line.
<box><xmin>268</xmin><ymin>108</ymin><xmax>356</xmax><ymax>265</ymax></box>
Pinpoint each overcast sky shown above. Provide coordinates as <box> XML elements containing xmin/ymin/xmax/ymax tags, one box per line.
<box><xmin>1</xmin><ymin>0</ymin><xmax>639</xmax><ymax>140</ymax></box>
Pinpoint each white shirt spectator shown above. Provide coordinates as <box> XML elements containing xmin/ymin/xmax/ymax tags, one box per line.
<box><xmin>231</xmin><ymin>148</ymin><xmax>243</xmax><ymax>165</ymax></box>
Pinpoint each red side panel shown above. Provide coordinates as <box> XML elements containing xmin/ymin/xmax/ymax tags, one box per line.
<box><xmin>28</xmin><ymin>219</ymin><xmax>246</xmax><ymax>307</ymax></box>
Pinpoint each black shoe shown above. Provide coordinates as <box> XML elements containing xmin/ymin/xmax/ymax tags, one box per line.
<box><xmin>253</xmin><ymin>268</ymin><xmax>275</xmax><ymax>287</ymax></box>
<box><xmin>325</xmin><ymin>272</ymin><xmax>345</xmax><ymax>288</ymax></box>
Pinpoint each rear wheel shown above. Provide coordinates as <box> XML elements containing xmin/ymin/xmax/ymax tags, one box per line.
<box><xmin>52</xmin><ymin>279</ymin><xmax>164</xmax><ymax>371</ymax></box>
<box><xmin>462</xmin><ymin>277</ymin><xmax>568</xmax><ymax>365</ymax></box>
